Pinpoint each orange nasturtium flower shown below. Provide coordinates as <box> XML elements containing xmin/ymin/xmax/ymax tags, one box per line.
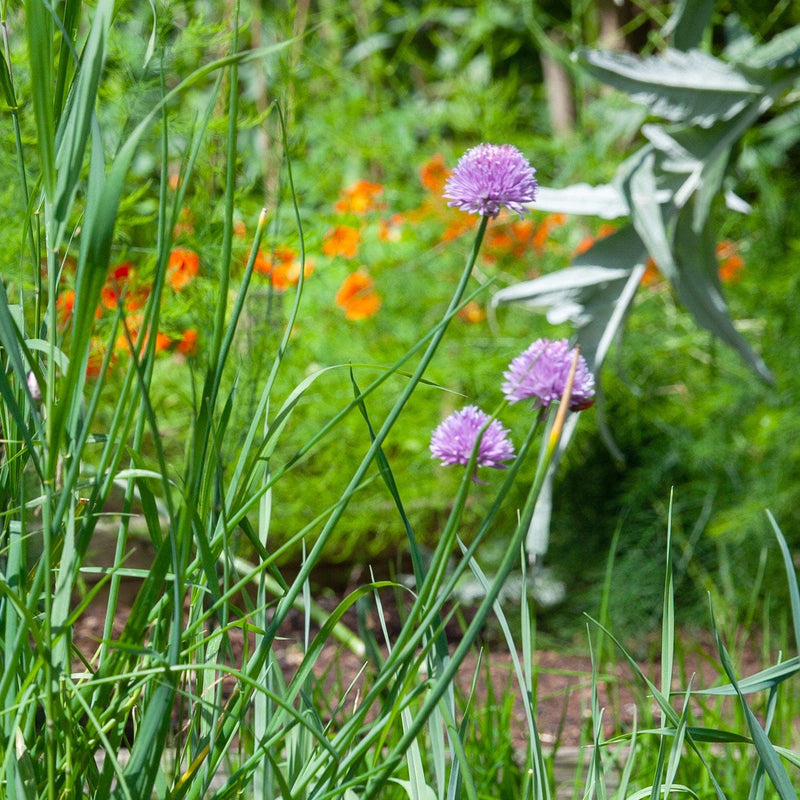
<box><xmin>115</xmin><ymin>315</ymin><xmax>171</xmax><ymax>357</ymax></box>
<box><xmin>716</xmin><ymin>240</ymin><xmax>745</xmax><ymax>283</ymax></box>
<box><xmin>640</xmin><ymin>256</ymin><xmax>661</xmax><ymax>287</ymax></box>
<box><xmin>176</xmin><ymin>329</ymin><xmax>199</xmax><ymax>356</ymax></box>
<box><xmin>167</xmin><ymin>248</ymin><xmax>199</xmax><ymax>290</ymax></box>
<box><xmin>101</xmin><ymin>262</ymin><xmax>135</xmax><ymax>309</ymax></box>
<box><xmin>86</xmin><ymin>339</ymin><xmax>108</xmax><ymax>378</ymax></box>
<box><xmin>439</xmin><ymin>213</ymin><xmax>476</xmax><ymax>243</ymax></box>
<box><xmin>250</xmin><ymin>246</ymin><xmax>314</xmax><ymax>290</ymax></box>
<box><xmin>153</xmin><ymin>331</ymin><xmax>172</xmax><ymax>353</ymax></box>
<box><xmin>57</xmin><ymin>290</ymin><xmax>76</xmax><ymax>326</ymax></box>
<box><xmin>252</xmin><ymin>249</ymin><xmax>273</xmax><ymax>276</ymax></box>
<box><xmin>458</xmin><ymin>300</ymin><xmax>486</xmax><ymax>324</ymax></box>
<box><xmin>272</xmin><ymin>257</ymin><xmax>314</xmax><ymax>291</ymax></box>
<box><xmin>574</xmin><ymin>221</ymin><xmax>616</xmax><ymax>256</ymax></box>
<box><xmin>334</xmin><ymin>180</ymin><xmax>384</xmax><ymax>215</ymax></box>
<box><xmin>322</xmin><ymin>225</ymin><xmax>361</xmax><ymax>259</ymax></box>
<box><xmin>532</xmin><ymin>212</ymin><xmax>567</xmax><ymax>252</ymax></box>
<box><xmin>419</xmin><ymin>153</ymin><xmax>451</xmax><ymax>193</ymax></box>
<box><xmin>335</xmin><ymin>271</ymin><xmax>381</xmax><ymax>320</ymax></box>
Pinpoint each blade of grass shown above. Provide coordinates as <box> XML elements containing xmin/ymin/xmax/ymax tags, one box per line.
<box><xmin>709</xmin><ymin>601</ymin><xmax>797</xmax><ymax>799</ymax></box>
<box><xmin>766</xmin><ymin>511</ymin><xmax>800</xmax><ymax>654</ymax></box>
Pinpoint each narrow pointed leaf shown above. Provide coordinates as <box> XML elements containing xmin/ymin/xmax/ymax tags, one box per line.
<box><xmin>673</xmin><ymin>210</ymin><xmax>773</xmax><ymax>382</ymax></box>
<box><xmin>662</xmin><ymin>0</ymin><xmax>713</xmax><ymax>51</ymax></box>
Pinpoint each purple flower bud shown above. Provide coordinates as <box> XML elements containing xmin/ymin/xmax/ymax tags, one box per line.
<box><xmin>443</xmin><ymin>143</ymin><xmax>537</xmax><ymax>219</ymax></box>
<box><xmin>502</xmin><ymin>339</ymin><xmax>595</xmax><ymax>411</ymax></box>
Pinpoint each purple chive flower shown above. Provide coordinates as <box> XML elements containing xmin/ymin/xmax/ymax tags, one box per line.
<box><xmin>430</xmin><ymin>405</ymin><xmax>515</xmax><ymax>476</ymax></box>
<box><xmin>502</xmin><ymin>339</ymin><xmax>595</xmax><ymax>411</ymax></box>
<box><xmin>443</xmin><ymin>143</ymin><xmax>537</xmax><ymax>219</ymax></box>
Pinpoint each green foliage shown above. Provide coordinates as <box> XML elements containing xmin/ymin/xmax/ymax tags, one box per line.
<box><xmin>2</xmin><ymin>0</ymin><xmax>800</xmax><ymax>797</ymax></box>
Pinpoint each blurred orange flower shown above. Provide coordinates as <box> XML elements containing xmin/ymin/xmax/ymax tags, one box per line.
<box><xmin>252</xmin><ymin>249</ymin><xmax>273</xmax><ymax>275</ymax></box>
<box><xmin>323</xmin><ymin>225</ymin><xmax>361</xmax><ymax>259</ymax></box>
<box><xmin>440</xmin><ymin>213</ymin><xmax>476</xmax><ymax>243</ymax></box>
<box><xmin>272</xmin><ymin>258</ymin><xmax>314</xmax><ymax>291</ymax></box>
<box><xmin>716</xmin><ymin>240</ymin><xmax>745</xmax><ymax>283</ymax></box>
<box><xmin>124</xmin><ymin>285</ymin><xmax>150</xmax><ymax>311</ymax></box>
<box><xmin>574</xmin><ymin>222</ymin><xmax>616</xmax><ymax>256</ymax></box>
<box><xmin>57</xmin><ymin>290</ymin><xmax>75</xmax><ymax>326</ymax></box>
<box><xmin>420</xmin><ymin>154</ymin><xmax>451</xmax><ymax>193</ymax></box>
<box><xmin>532</xmin><ymin>212</ymin><xmax>567</xmax><ymax>252</ymax></box>
<box><xmin>483</xmin><ymin>216</ymin><xmax>539</xmax><ymax>263</ymax></box>
<box><xmin>177</xmin><ymin>328</ymin><xmax>198</xmax><ymax>356</ymax></box>
<box><xmin>167</xmin><ymin>248</ymin><xmax>199</xmax><ymax>290</ymax></box>
<box><xmin>509</xmin><ymin>219</ymin><xmax>535</xmax><ymax>256</ymax></box>
<box><xmin>458</xmin><ymin>300</ymin><xmax>486</xmax><ymax>324</ymax></box>
<box><xmin>486</xmin><ymin>228</ymin><xmax>514</xmax><ymax>251</ymax></box>
<box><xmin>115</xmin><ymin>316</ymin><xmax>171</xmax><ymax>357</ymax></box>
<box><xmin>640</xmin><ymin>257</ymin><xmax>661</xmax><ymax>286</ymax></box>
<box><xmin>153</xmin><ymin>332</ymin><xmax>172</xmax><ymax>353</ymax></box>
<box><xmin>597</xmin><ymin>223</ymin><xmax>617</xmax><ymax>238</ymax></box>
<box><xmin>334</xmin><ymin>180</ymin><xmax>384</xmax><ymax>214</ymax></box>
<box><xmin>173</xmin><ymin>207</ymin><xmax>195</xmax><ymax>237</ymax></box>
<box><xmin>250</xmin><ymin>246</ymin><xmax>314</xmax><ymax>290</ymax></box>
<box><xmin>101</xmin><ymin>262</ymin><xmax>135</xmax><ymax>309</ymax></box>
<box><xmin>233</xmin><ymin>220</ymin><xmax>247</xmax><ymax>239</ymax></box>
<box><xmin>335</xmin><ymin>271</ymin><xmax>381</xmax><ymax>320</ymax></box>
<box><xmin>378</xmin><ymin>213</ymin><xmax>404</xmax><ymax>243</ymax></box>
<box><xmin>86</xmin><ymin>339</ymin><xmax>107</xmax><ymax>378</ymax></box>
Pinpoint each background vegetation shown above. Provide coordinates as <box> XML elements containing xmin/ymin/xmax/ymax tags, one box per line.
<box><xmin>4</xmin><ymin>0</ymin><xmax>799</xmax><ymax>642</ymax></box>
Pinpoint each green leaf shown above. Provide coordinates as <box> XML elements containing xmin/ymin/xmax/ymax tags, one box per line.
<box><xmin>734</xmin><ymin>25</ymin><xmax>800</xmax><ymax>71</ymax></box>
<box><xmin>625</xmin><ymin>786</ymin><xmax>699</xmax><ymax>800</ymax></box>
<box><xmin>766</xmin><ymin>512</ymin><xmax>800</xmax><ymax>655</ymax></box>
<box><xmin>53</xmin><ymin>0</ymin><xmax>114</xmax><ymax>228</ymax></box>
<box><xmin>673</xmin><ymin>209</ymin><xmax>773</xmax><ymax>382</ymax></box>
<box><xmin>532</xmin><ymin>183</ymin><xmax>629</xmax><ymax>218</ymax></box>
<box><xmin>577</xmin><ymin>47</ymin><xmax>763</xmax><ymax>128</ymax></box>
<box><xmin>711</xmin><ymin>605</ymin><xmax>798</xmax><ymax>800</ymax></box>
<box><xmin>697</xmin><ymin>656</ymin><xmax>800</xmax><ymax>696</ymax></box>
<box><xmin>25</xmin><ymin>0</ymin><xmax>56</xmax><ymax>198</ymax></box>
<box><xmin>111</xmin><ymin>678</ymin><xmax>176</xmax><ymax>800</ymax></box>
<box><xmin>661</xmin><ymin>0</ymin><xmax>713</xmax><ymax>51</ymax></box>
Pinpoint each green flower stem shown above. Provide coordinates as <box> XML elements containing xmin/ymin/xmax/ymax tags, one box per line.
<box><xmin>361</xmin><ymin>349</ymin><xmax>584</xmax><ymax>798</ymax></box>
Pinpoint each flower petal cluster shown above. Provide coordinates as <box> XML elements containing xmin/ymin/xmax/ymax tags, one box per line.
<box><xmin>443</xmin><ymin>144</ymin><xmax>537</xmax><ymax>219</ymax></box>
<box><xmin>430</xmin><ymin>405</ymin><xmax>515</xmax><ymax>472</ymax></box>
<box><xmin>501</xmin><ymin>339</ymin><xmax>595</xmax><ymax>411</ymax></box>
<box><xmin>322</xmin><ymin>225</ymin><xmax>361</xmax><ymax>258</ymax></box>
<box><xmin>335</xmin><ymin>271</ymin><xmax>382</xmax><ymax>320</ymax></box>
<box><xmin>167</xmin><ymin>248</ymin><xmax>199</xmax><ymax>291</ymax></box>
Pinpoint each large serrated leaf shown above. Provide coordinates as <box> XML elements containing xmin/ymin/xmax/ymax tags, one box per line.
<box><xmin>735</xmin><ymin>24</ymin><xmax>800</xmax><ymax>71</ymax></box>
<box><xmin>577</xmin><ymin>47</ymin><xmax>763</xmax><ymax>128</ymax></box>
